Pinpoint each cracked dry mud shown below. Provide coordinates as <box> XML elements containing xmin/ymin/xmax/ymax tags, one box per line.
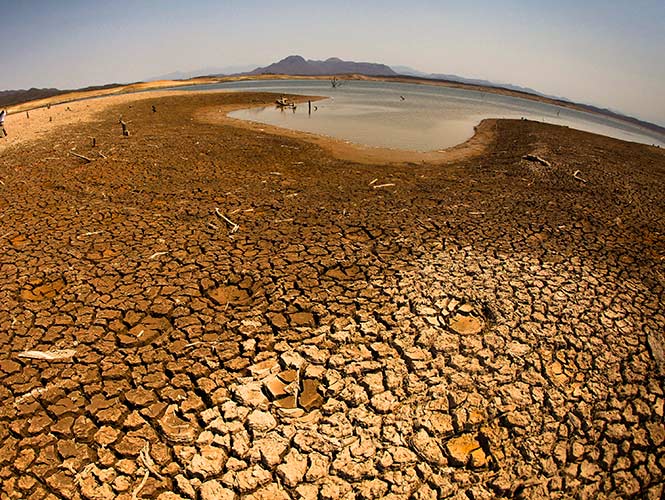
<box><xmin>1</xmin><ymin>92</ymin><xmax>664</xmax><ymax>499</ymax></box>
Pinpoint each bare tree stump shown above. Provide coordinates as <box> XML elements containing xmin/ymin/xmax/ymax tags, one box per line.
<box><xmin>119</xmin><ymin>119</ymin><xmax>130</xmax><ymax>137</ymax></box>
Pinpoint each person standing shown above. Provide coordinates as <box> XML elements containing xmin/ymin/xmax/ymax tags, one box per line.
<box><xmin>0</xmin><ymin>110</ymin><xmax>7</xmax><ymax>137</ymax></box>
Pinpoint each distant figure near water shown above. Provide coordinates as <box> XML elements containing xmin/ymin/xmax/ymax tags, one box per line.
<box><xmin>0</xmin><ymin>110</ymin><xmax>7</xmax><ymax>137</ymax></box>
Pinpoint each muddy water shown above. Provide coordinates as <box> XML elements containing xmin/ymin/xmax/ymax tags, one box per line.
<box><xmin>178</xmin><ymin>80</ymin><xmax>665</xmax><ymax>151</ymax></box>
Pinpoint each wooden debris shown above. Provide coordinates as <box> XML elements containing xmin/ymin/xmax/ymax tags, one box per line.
<box><xmin>119</xmin><ymin>119</ymin><xmax>130</xmax><ymax>137</ymax></box>
<box><xmin>69</xmin><ymin>151</ymin><xmax>93</xmax><ymax>163</ymax></box>
<box><xmin>148</xmin><ymin>251</ymin><xmax>169</xmax><ymax>260</ymax></box>
<box><xmin>214</xmin><ymin>208</ymin><xmax>239</xmax><ymax>233</ymax></box>
<box><xmin>139</xmin><ymin>442</ymin><xmax>164</xmax><ymax>480</ymax></box>
<box><xmin>573</xmin><ymin>170</ymin><xmax>588</xmax><ymax>183</ymax></box>
<box><xmin>18</xmin><ymin>349</ymin><xmax>76</xmax><ymax>361</ymax></box>
<box><xmin>131</xmin><ymin>468</ymin><xmax>150</xmax><ymax>500</ymax></box>
<box><xmin>522</xmin><ymin>154</ymin><xmax>551</xmax><ymax>167</ymax></box>
<box><xmin>373</xmin><ymin>183</ymin><xmax>396</xmax><ymax>189</ymax></box>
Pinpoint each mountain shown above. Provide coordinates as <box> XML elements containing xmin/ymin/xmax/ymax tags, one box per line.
<box><xmin>392</xmin><ymin>65</ymin><xmax>570</xmax><ymax>102</ymax></box>
<box><xmin>0</xmin><ymin>84</ymin><xmax>123</xmax><ymax>108</ymax></box>
<box><xmin>248</xmin><ymin>55</ymin><xmax>397</xmax><ymax>77</ymax></box>
<box><xmin>148</xmin><ymin>64</ymin><xmax>258</xmax><ymax>81</ymax></box>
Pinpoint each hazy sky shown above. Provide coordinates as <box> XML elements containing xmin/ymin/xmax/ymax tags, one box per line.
<box><xmin>3</xmin><ymin>0</ymin><xmax>664</xmax><ymax>125</ymax></box>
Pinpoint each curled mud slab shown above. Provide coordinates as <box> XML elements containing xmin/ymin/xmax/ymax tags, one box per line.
<box><xmin>0</xmin><ymin>91</ymin><xmax>664</xmax><ymax>499</ymax></box>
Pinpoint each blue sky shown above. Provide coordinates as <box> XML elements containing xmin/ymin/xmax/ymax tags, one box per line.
<box><xmin>2</xmin><ymin>0</ymin><xmax>664</xmax><ymax>125</ymax></box>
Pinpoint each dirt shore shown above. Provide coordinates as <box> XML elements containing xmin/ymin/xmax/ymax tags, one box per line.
<box><xmin>0</xmin><ymin>91</ymin><xmax>664</xmax><ymax>500</ymax></box>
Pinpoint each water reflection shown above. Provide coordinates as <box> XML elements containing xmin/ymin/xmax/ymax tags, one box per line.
<box><xmin>195</xmin><ymin>80</ymin><xmax>665</xmax><ymax>151</ymax></box>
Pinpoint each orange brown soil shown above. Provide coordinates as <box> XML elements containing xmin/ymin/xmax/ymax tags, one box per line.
<box><xmin>0</xmin><ymin>91</ymin><xmax>664</xmax><ymax>499</ymax></box>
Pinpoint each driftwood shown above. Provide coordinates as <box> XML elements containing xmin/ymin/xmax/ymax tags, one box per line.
<box><xmin>119</xmin><ymin>119</ymin><xmax>130</xmax><ymax>137</ymax></box>
<box><xmin>522</xmin><ymin>154</ymin><xmax>551</xmax><ymax>167</ymax></box>
<box><xmin>214</xmin><ymin>208</ymin><xmax>239</xmax><ymax>233</ymax></box>
<box><xmin>331</xmin><ymin>76</ymin><xmax>343</xmax><ymax>88</ymax></box>
<box><xmin>18</xmin><ymin>349</ymin><xmax>76</xmax><ymax>361</ymax></box>
<box><xmin>573</xmin><ymin>170</ymin><xmax>588</xmax><ymax>183</ymax></box>
<box><xmin>69</xmin><ymin>151</ymin><xmax>93</xmax><ymax>163</ymax></box>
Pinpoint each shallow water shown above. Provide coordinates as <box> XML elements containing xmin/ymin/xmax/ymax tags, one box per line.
<box><xmin>177</xmin><ymin>80</ymin><xmax>665</xmax><ymax>151</ymax></box>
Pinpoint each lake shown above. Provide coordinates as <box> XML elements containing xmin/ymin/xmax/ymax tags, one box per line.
<box><xmin>176</xmin><ymin>80</ymin><xmax>665</xmax><ymax>151</ymax></box>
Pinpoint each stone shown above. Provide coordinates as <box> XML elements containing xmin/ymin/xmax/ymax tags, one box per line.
<box><xmin>157</xmin><ymin>494</ymin><xmax>186</xmax><ymax>500</ymax></box>
<box><xmin>188</xmin><ymin>445</ymin><xmax>228</xmax><ymax>479</ymax></box>
<box><xmin>94</xmin><ymin>426</ymin><xmax>121</xmax><ymax>446</ymax></box>
<box><xmin>234</xmin><ymin>464</ymin><xmax>272</xmax><ymax>493</ymax></box>
<box><xmin>277</xmin><ymin>448</ymin><xmax>308</xmax><ymax>487</ymax></box>
<box><xmin>245</xmin><ymin>482</ymin><xmax>291</xmax><ymax>500</ymax></box>
<box><xmin>175</xmin><ymin>474</ymin><xmax>196</xmax><ymax>499</ymax></box>
<box><xmin>158</xmin><ymin>405</ymin><xmax>199</xmax><ymax>443</ymax></box>
<box><xmin>248</xmin><ymin>410</ymin><xmax>277</xmax><ymax>433</ymax></box>
<box><xmin>445</xmin><ymin>434</ymin><xmax>483</xmax><ymax>467</ymax></box>
<box><xmin>305</xmin><ymin>452</ymin><xmax>330</xmax><ymax>482</ymax></box>
<box><xmin>255</xmin><ymin>436</ymin><xmax>289</xmax><ymax>468</ymax></box>
<box><xmin>264</xmin><ymin>375</ymin><xmax>289</xmax><ymax>400</ymax></box>
<box><xmin>280</xmin><ymin>351</ymin><xmax>305</xmax><ymax>369</ymax></box>
<box><xmin>274</xmin><ymin>395</ymin><xmax>297</xmax><ymax>409</ymax></box>
<box><xmin>291</xmin><ymin>312</ymin><xmax>315</xmax><ymax>327</ymax></box>
<box><xmin>411</xmin><ymin>429</ymin><xmax>446</xmax><ymax>466</ymax></box>
<box><xmin>200</xmin><ymin>479</ymin><xmax>235</xmax><ymax>500</ymax></box>
<box><xmin>249</xmin><ymin>359</ymin><xmax>280</xmax><ymax>379</ymax></box>
<box><xmin>233</xmin><ymin>380</ymin><xmax>269</xmax><ymax>408</ymax></box>
<box><xmin>300</xmin><ymin>379</ymin><xmax>323</xmax><ymax>411</ymax></box>
<box><xmin>370</xmin><ymin>391</ymin><xmax>398</xmax><ymax>413</ymax></box>
<box><xmin>449</xmin><ymin>315</ymin><xmax>483</xmax><ymax>335</ymax></box>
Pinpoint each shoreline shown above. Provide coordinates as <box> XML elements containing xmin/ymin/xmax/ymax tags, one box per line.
<box><xmin>5</xmin><ymin>73</ymin><xmax>663</xmax><ymax>141</ymax></box>
<box><xmin>1</xmin><ymin>89</ymin><xmax>497</xmax><ymax>166</ymax></box>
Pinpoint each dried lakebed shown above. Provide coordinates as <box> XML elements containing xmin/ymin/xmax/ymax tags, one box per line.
<box><xmin>0</xmin><ymin>91</ymin><xmax>664</xmax><ymax>499</ymax></box>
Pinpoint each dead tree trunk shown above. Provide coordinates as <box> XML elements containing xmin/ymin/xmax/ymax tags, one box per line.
<box><xmin>119</xmin><ymin>119</ymin><xmax>130</xmax><ymax>137</ymax></box>
<box><xmin>331</xmin><ymin>76</ymin><xmax>343</xmax><ymax>88</ymax></box>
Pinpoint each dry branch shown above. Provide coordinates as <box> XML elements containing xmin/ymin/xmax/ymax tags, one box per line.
<box><xmin>69</xmin><ymin>151</ymin><xmax>93</xmax><ymax>163</ymax></box>
<box><xmin>522</xmin><ymin>154</ymin><xmax>551</xmax><ymax>167</ymax></box>
<box><xmin>18</xmin><ymin>349</ymin><xmax>76</xmax><ymax>361</ymax></box>
<box><xmin>573</xmin><ymin>170</ymin><xmax>588</xmax><ymax>183</ymax></box>
<box><xmin>214</xmin><ymin>208</ymin><xmax>239</xmax><ymax>233</ymax></box>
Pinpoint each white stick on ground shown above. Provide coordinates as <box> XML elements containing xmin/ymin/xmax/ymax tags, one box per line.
<box><xmin>69</xmin><ymin>151</ymin><xmax>93</xmax><ymax>163</ymax></box>
<box><xmin>148</xmin><ymin>251</ymin><xmax>168</xmax><ymax>260</ymax></box>
<box><xmin>373</xmin><ymin>183</ymin><xmax>396</xmax><ymax>189</ymax></box>
<box><xmin>214</xmin><ymin>208</ymin><xmax>239</xmax><ymax>233</ymax></box>
<box><xmin>18</xmin><ymin>349</ymin><xmax>76</xmax><ymax>361</ymax></box>
<box><xmin>573</xmin><ymin>170</ymin><xmax>588</xmax><ymax>183</ymax></box>
<box><xmin>131</xmin><ymin>468</ymin><xmax>150</xmax><ymax>500</ymax></box>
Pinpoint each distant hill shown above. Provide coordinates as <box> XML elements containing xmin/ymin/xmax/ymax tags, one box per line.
<box><xmin>147</xmin><ymin>64</ymin><xmax>258</xmax><ymax>81</ymax></box>
<box><xmin>392</xmin><ymin>65</ymin><xmax>570</xmax><ymax>102</ymax></box>
<box><xmin>248</xmin><ymin>55</ymin><xmax>397</xmax><ymax>77</ymax></box>
<box><xmin>0</xmin><ymin>84</ymin><xmax>123</xmax><ymax>108</ymax></box>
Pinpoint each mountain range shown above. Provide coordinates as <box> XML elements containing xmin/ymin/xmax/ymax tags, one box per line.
<box><xmin>247</xmin><ymin>55</ymin><xmax>397</xmax><ymax>77</ymax></box>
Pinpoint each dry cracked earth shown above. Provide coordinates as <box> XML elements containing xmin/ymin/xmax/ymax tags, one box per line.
<box><xmin>0</xmin><ymin>92</ymin><xmax>664</xmax><ymax>499</ymax></box>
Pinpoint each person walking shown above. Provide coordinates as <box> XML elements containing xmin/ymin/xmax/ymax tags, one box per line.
<box><xmin>0</xmin><ymin>110</ymin><xmax>7</xmax><ymax>137</ymax></box>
